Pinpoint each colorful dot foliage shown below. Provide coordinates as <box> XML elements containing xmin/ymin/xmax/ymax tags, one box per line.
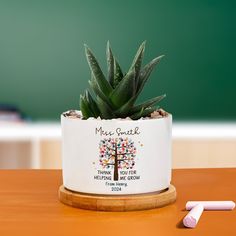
<box><xmin>99</xmin><ymin>137</ymin><xmax>136</xmax><ymax>170</ymax></box>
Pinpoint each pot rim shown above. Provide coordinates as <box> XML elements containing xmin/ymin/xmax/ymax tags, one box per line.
<box><xmin>61</xmin><ymin>110</ymin><xmax>172</xmax><ymax>124</ymax></box>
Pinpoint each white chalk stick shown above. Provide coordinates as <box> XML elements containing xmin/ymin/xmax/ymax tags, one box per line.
<box><xmin>183</xmin><ymin>204</ymin><xmax>204</xmax><ymax>228</ymax></box>
<box><xmin>186</xmin><ymin>201</ymin><xmax>235</xmax><ymax>211</ymax></box>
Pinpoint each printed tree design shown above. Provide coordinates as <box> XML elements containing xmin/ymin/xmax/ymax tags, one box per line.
<box><xmin>99</xmin><ymin>137</ymin><xmax>136</xmax><ymax>181</ymax></box>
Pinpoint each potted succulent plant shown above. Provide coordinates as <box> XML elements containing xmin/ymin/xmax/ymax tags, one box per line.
<box><xmin>61</xmin><ymin>41</ymin><xmax>172</xmax><ymax>195</ymax></box>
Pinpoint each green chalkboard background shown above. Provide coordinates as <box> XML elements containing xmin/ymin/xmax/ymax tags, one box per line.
<box><xmin>0</xmin><ymin>0</ymin><xmax>235</xmax><ymax>120</ymax></box>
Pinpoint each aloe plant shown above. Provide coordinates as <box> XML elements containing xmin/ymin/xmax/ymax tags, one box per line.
<box><xmin>80</xmin><ymin>41</ymin><xmax>166</xmax><ymax>120</ymax></box>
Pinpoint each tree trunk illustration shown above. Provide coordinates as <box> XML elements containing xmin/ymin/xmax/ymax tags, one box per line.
<box><xmin>113</xmin><ymin>144</ymin><xmax>118</xmax><ymax>181</ymax></box>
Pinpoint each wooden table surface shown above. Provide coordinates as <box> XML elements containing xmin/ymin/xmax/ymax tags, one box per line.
<box><xmin>0</xmin><ymin>169</ymin><xmax>235</xmax><ymax>235</ymax></box>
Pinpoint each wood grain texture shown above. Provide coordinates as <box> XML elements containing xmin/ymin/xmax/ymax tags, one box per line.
<box><xmin>58</xmin><ymin>185</ymin><xmax>176</xmax><ymax>211</ymax></box>
<box><xmin>0</xmin><ymin>169</ymin><xmax>235</xmax><ymax>236</ymax></box>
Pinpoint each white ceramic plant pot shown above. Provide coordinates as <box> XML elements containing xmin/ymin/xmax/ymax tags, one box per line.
<box><xmin>61</xmin><ymin>111</ymin><xmax>172</xmax><ymax>195</ymax></box>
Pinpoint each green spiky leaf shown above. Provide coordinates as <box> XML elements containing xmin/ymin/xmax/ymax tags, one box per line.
<box><xmin>110</xmin><ymin>69</ymin><xmax>136</xmax><ymax>108</ymax></box>
<box><xmin>137</xmin><ymin>55</ymin><xmax>164</xmax><ymax>94</ymax></box>
<box><xmin>80</xmin><ymin>95</ymin><xmax>95</xmax><ymax>119</ymax></box>
<box><xmin>130</xmin><ymin>107</ymin><xmax>156</xmax><ymax>120</ymax></box>
<box><xmin>113</xmin><ymin>58</ymin><xmax>123</xmax><ymax>88</ymax></box>
<box><xmin>96</xmin><ymin>96</ymin><xmax>115</xmax><ymax>119</ymax></box>
<box><xmin>114</xmin><ymin>94</ymin><xmax>139</xmax><ymax>117</ymax></box>
<box><xmin>85</xmin><ymin>90</ymin><xmax>100</xmax><ymax>117</ymax></box>
<box><xmin>84</xmin><ymin>44</ymin><xmax>113</xmax><ymax>96</ymax></box>
<box><xmin>128</xmin><ymin>41</ymin><xmax>146</xmax><ymax>89</ymax></box>
<box><xmin>106</xmin><ymin>41</ymin><xmax>115</xmax><ymax>88</ymax></box>
<box><xmin>130</xmin><ymin>94</ymin><xmax>166</xmax><ymax>114</ymax></box>
<box><xmin>88</xmin><ymin>76</ymin><xmax>114</xmax><ymax>109</ymax></box>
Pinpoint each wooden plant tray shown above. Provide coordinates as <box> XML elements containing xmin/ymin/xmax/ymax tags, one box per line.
<box><xmin>58</xmin><ymin>184</ymin><xmax>176</xmax><ymax>211</ymax></box>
